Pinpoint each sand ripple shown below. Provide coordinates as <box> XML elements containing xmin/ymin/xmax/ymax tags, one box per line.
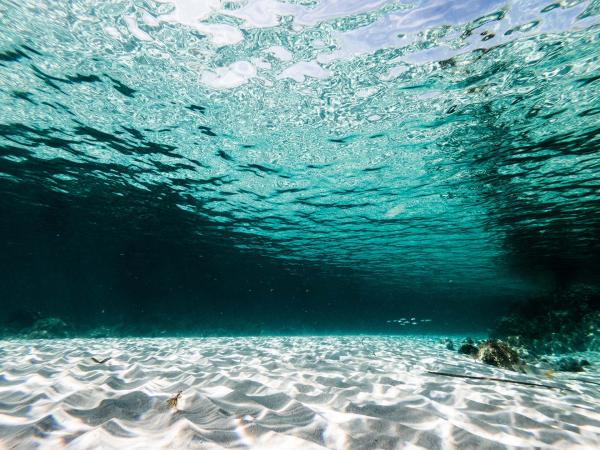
<box><xmin>0</xmin><ymin>337</ymin><xmax>598</xmax><ymax>449</ymax></box>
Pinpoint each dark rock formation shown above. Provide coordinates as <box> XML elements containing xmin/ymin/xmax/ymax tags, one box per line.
<box><xmin>491</xmin><ymin>284</ymin><xmax>600</xmax><ymax>354</ymax></box>
<box><xmin>455</xmin><ymin>338</ymin><xmax>524</xmax><ymax>371</ymax></box>
<box><xmin>556</xmin><ymin>357</ymin><xmax>585</xmax><ymax>372</ymax></box>
<box><xmin>458</xmin><ymin>338</ymin><xmax>479</xmax><ymax>357</ymax></box>
<box><xmin>444</xmin><ymin>338</ymin><xmax>455</xmax><ymax>351</ymax></box>
<box><xmin>476</xmin><ymin>339</ymin><xmax>522</xmax><ymax>371</ymax></box>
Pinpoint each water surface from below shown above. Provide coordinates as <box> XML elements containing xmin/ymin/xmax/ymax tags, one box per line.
<box><xmin>0</xmin><ymin>0</ymin><xmax>599</xmax><ymax>331</ymax></box>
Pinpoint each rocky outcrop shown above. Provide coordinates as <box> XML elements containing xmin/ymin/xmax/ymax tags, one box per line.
<box><xmin>476</xmin><ymin>339</ymin><xmax>523</xmax><ymax>371</ymax></box>
<box><xmin>556</xmin><ymin>357</ymin><xmax>586</xmax><ymax>372</ymax></box>
<box><xmin>458</xmin><ymin>338</ymin><xmax>478</xmax><ymax>357</ymax></box>
<box><xmin>455</xmin><ymin>338</ymin><xmax>524</xmax><ymax>372</ymax></box>
<box><xmin>491</xmin><ymin>284</ymin><xmax>600</xmax><ymax>355</ymax></box>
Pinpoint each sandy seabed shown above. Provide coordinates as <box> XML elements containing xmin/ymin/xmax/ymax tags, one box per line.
<box><xmin>0</xmin><ymin>336</ymin><xmax>598</xmax><ymax>450</ymax></box>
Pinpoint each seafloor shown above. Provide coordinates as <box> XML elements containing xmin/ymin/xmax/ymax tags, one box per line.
<box><xmin>0</xmin><ymin>336</ymin><xmax>598</xmax><ymax>450</ymax></box>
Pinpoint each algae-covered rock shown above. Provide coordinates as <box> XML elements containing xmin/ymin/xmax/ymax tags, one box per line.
<box><xmin>458</xmin><ymin>338</ymin><xmax>479</xmax><ymax>357</ymax></box>
<box><xmin>455</xmin><ymin>338</ymin><xmax>523</xmax><ymax>371</ymax></box>
<box><xmin>476</xmin><ymin>339</ymin><xmax>522</xmax><ymax>371</ymax></box>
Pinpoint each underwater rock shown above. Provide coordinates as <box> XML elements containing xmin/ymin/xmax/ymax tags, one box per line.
<box><xmin>458</xmin><ymin>339</ymin><xmax>478</xmax><ymax>357</ymax></box>
<box><xmin>25</xmin><ymin>317</ymin><xmax>72</xmax><ymax>339</ymax></box>
<box><xmin>458</xmin><ymin>344</ymin><xmax>475</xmax><ymax>355</ymax></box>
<box><xmin>555</xmin><ymin>357</ymin><xmax>585</xmax><ymax>372</ymax></box>
<box><xmin>444</xmin><ymin>338</ymin><xmax>455</xmax><ymax>351</ymax></box>
<box><xmin>476</xmin><ymin>339</ymin><xmax>522</xmax><ymax>371</ymax></box>
<box><xmin>491</xmin><ymin>284</ymin><xmax>600</xmax><ymax>355</ymax></box>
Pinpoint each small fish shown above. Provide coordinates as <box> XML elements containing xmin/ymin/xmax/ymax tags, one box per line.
<box><xmin>167</xmin><ymin>391</ymin><xmax>182</xmax><ymax>409</ymax></box>
<box><xmin>91</xmin><ymin>357</ymin><xmax>111</xmax><ymax>364</ymax></box>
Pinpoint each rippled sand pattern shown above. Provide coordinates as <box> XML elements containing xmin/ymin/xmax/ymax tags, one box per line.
<box><xmin>0</xmin><ymin>337</ymin><xmax>599</xmax><ymax>449</ymax></box>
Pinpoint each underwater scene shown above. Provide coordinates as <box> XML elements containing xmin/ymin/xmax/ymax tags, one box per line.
<box><xmin>0</xmin><ymin>0</ymin><xmax>599</xmax><ymax>448</ymax></box>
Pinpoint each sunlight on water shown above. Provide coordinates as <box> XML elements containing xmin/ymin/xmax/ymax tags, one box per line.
<box><xmin>0</xmin><ymin>0</ymin><xmax>599</xmax><ymax>294</ymax></box>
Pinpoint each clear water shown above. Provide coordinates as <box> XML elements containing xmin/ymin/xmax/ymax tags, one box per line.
<box><xmin>0</xmin><ymin>0</ymin><xmax>599</xmax><ymax>334</ymax></box>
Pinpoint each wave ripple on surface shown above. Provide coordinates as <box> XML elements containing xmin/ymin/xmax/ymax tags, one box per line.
<box><xmin>1</xmin><ymin>0</ymin><xmax>599</xmax><ymax>293</ymax></box>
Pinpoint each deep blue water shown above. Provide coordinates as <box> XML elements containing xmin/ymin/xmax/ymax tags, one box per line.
<box><xmin>0</xmin><ymin>0</ymin><xmax>599</xmax><ymax>335</ymax></box>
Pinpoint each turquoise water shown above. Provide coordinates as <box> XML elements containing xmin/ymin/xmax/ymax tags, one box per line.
<box><xmin>0</xmin><ymin>0</ymin><xmax>599</xmax><ymax>334</ymax></box>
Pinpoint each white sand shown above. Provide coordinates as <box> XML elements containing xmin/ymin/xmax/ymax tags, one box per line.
<box><xmin>0</xmin><ymin>336</ymin><xmax>598</xmax><ymax>449</ymax></box>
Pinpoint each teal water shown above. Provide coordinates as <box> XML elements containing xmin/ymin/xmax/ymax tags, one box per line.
<box><xmin>0</xmin><ymin>0</ymin><xmax>599</xmax><ymax>335</ymax></box>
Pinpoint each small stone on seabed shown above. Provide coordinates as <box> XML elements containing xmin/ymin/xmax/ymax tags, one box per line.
<box><xmin>476</xmin><ymin>339</ymin><xmax>522</xmax><ymax>371</ymax></box>
<box><xmin>556</xmin><ymin>357</ymin><xmax>585</xmax><ymax>372</ymax></box>
<box><xmin>458</xmin><ymin>338</ymin><xmax>478</xmax><ymax>356</ymax></box>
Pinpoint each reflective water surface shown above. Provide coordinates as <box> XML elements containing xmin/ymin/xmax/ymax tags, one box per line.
<box><xmin>0</xmin><ymin>0</ymin><xmax>599</xmax><ymax>331</ymax></box>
